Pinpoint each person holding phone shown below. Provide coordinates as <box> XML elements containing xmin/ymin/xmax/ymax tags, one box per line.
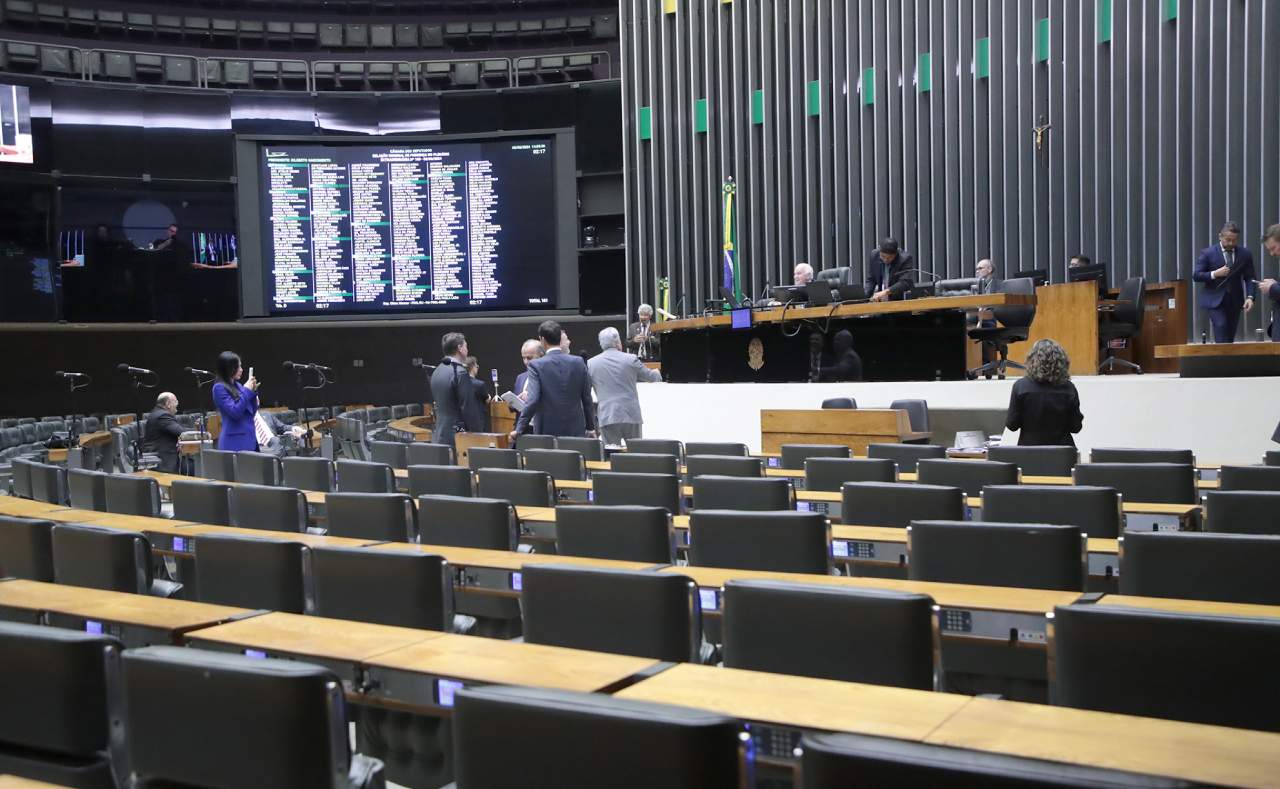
<box><xmin>1193</xmin><ymin>221</ymin><xmax>1257</xmax><ymax>343</ymax></box>
<box><xmin>212</xmin><ymin>350</ymin><xmax>260</xmax><ymax>451</ymax></box>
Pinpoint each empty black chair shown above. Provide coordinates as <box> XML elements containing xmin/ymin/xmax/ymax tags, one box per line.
<box><xmin>888</xmin><ymin>398</ymin><xmax>930</xmax><ymax>434</ymax></box>
<box><xmin>1266</xmin><ymin>450</ymin><xmax>1280</xmax><ymax>466</ymax></box>
<box><xmin>987</xmin><ymin>445</ymin><xmax>1078</xmax><ymax>477</ymax></box>
<box><xmin>67</xmin><ymin>468</ymin><xmax>108</xmax><ymax>511</ymax></box>
<box><xmin>800</xmin><ymin>730</ymin><xmax>1191</xmax><ymax>789</ymax></box>
<box><xmin>1203</xmin><ymin>490</ymin><xmax>1280</xmax><ymax>535</ymax></box>
<box><xmin>407</xmin><ymin>464</ymin><xmax>473</xmax><ymax>498</ymax></box>
<box><xmin>193</xmin><ymin>534</ymin><xmax>307</xmax><ymax>612</ymax></box>
<box><xmin>369</xmin><ymin>440</ymin><xmax>409</xmax><ymax>470</ymax></box>
<box><xmin>1219</xmin><ymin>464</ymin><xmax>1280</xmax><ymax>492</ymax></box>
<box><xmin>236</xmin><ymin>451</ymin><xmax>282</xmax><ymax>486</ymax></box>
<box><xmin>324</xmin><ymin>492</ymin><xmax>415</xmax><ymax>542</ymax></box>
<box><xmin>336</xmin><ymin>459</ymin><xmax>395</xmax><ymax>493</ymax></box>
<box><xmin>557</xmin><ymin>436</ymin><xmax>605</xmax><ymax>461</ymax></box>
<box><xmin>555</xmin><ymin>505</ymin><xmax>675</xmax><ymax>563</ymax></box>
<box><xmin>685</xmin><ymin>442</ymin><xmax>748</xmax><ymax>457</ymax></box>
<box><xmin>1090</xmin><ymin>447</ymin><xmax>1195</xmax><ymax>465</ymax></box>
<box><xmin>982</xmin><ymin>485</ymin><xmax>1122</xmax><ymax>539</ymax></box>
<box><xmin>0</xmin><ymin>621</ymin><xmax>120</xmax><ymax>789</ymax></box>
<box><xmin>866</xmin><ymin>443</ymin><xmax>947</xmax><ymax>473</ymax></box>
<box><xmin>780</xmin><ymin>443</ymin><xmax>850</xmax><ymax>470</ymax></box>
<box><xmin>103</xmin><ymin>474</ymin><xmax>161</xmax><ymax>517</ymax></box>
<box><xmin>307</xmin><ymin>547</ymin><xmax>453</xmax><ymax>630</ymax></box>
<box><xmin>30</xmin><ymin>463</ymin><xmax>68</xmax><ymax>505</ymax></box>
<box><xmin>685</xmin><ymin>455</ymin><xmax>763</xmax><ymax>479</ymax></box>
<box><xmin>10</xmin><ymin>458</ymin><xmax>34</xmax><ymax>498</ymax></box>
<box><xmin>170</xmin><ymin>479</ymin><xmax>232</xmax><ymax>525</ymax></box>
<box><xmin>1121</xmin><ymin>531</ymin><xmax>1280</xmax><ymax>605</ymax></box>
<box><xmin>1051</xmin><ymin>603</ymin><xmax>1280</xmax><ymax>732</ymax></box>
<box><xmin>406</xmin><ymin>442</ymin><xmax>453</xmax><ymax>466</ymax></box>
<box><xmin>688</xmin><ymin>510</ymin><xmax>829</xmax><ymax>573</ymax></box>
<box><xmin>113</xmin><ymin>646</ymin><xmax>383</xmax><ymax>788</ymax></box>
<box><xmin>229</xmin><ymin>484</ymin><xmax>308</xmax><ymax>533</ymax></box>
<box><xmin>522</xmin><ymin>565</ymin><xmax>703</xmax><ymax>662</ymax></box>
<box><xmin>452</xmin><ymin>685</ymin><xmax>739</xmax><ymax>789</ymax></box>
<box><xmin>967</xmin><ymin>277</ymin><xmax>1036</xmax><ymax>379</ymax></box>
<box><xmin>842</xmin><ymin>481</ymin><xmax>964</xmax><ymax>528</ymax></box>
<box><xmin>515</xmin><ymin>434</ymin><xmax>557</xmax><ymax>453</ymax></box>
<box><xmin>909</xmin><ymin>521</ymin><xmax>1085</xmax><ymax>591</ymax></box>
<box><xmin>804</xmin><ymin>457</ymin><xmax>896</xmax><ymax>492</ymax></box>
<box><xmin>723</xmin><ymin>581</ymin><xmax>934</xmax><ymax>688</ymax></box>
<box><xmin>916</xmin><ymin>458</ymin><xmax>1019</xmax><ymax>496</ymax></box>
<box><xmin>0</xmin><ymin>515</ymin><xmax>54</xmax><ymax>581</ymax></box>
<box><xmin>200</xmin><ymin>448</ymin><xmax>237</xmax><ymax>482</ymax></box>
<box><xmin>592</xmin><ymin>471</ymin><xmax>682</xmax><ymax>514</ymax></box>
<box><xmin>821</xmin><ymin>397</ymin><xmax>856</xmax><ymax>409</ymax></box>
<box><xmin>624</xmin><ymin>439</ymin><xmax>683</xmax><ymax>459</ymax></box>
<box><xmin>523</xmin><ymin>448</ymin><xmax>586</xmax><ymax>481</ymax></box>
<box><xmin>467</xmin><ymin>447</ymin><xmax>521</xmax><ymax>471</ymax></box>
<box><xmin>281</xmin><ymin>456</ymin><xmax>334</xmax><ymax>492</ymax></box>
<box><xmin>476</xmin><ymin>468</ymin><xmax>555</xmax><ymax>507</ymax></box>
<box><xmin>51</xmin><ymin>524</ymin><xmax>178</xmax><ymax>597</ymax></box>
<box><xmin>692</xmin><ymin>476</ymin><xmax>793</xmax><ymax>512</ymax></box>
<box><xmin>417</xmin><ymin>495</ymin><xmax>516</xmax><ymax>550</ymax></box>
<box><xmin>610</xmin><ymin>452</ymin><xmax>679</xmax><ymax>476</ymax></box>
<box><xmin>1073</xmin><ymin>463</ymin><xmax>1196</xmax><ymax>504</ymax></box>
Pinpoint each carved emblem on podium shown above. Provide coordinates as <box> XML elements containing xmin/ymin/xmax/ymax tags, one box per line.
<box><xmin>747</xmin><ymin>337</ymin><xmax>764</xmax><ymax>371</ymax></box>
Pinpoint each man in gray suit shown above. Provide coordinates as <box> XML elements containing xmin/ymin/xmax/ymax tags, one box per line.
<box><xmin>431</xmin><ymin>332</ymin><xmax>484</xmax><ymax>449</ymax></box>
<box><xmin>510</xmin><ymin>320</ymin><xmax>596</xmax><ymax>439</ymax></box>
<box><xmin>588</xmin><ymin>326</ymin><xmax>663</xmax><ymax>446</ymax></box>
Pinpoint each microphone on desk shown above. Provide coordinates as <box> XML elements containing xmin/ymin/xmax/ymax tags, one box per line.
<box><xmin>117</xmin><ymin>364</ymin><xmax>153</xmax><ymax>376</ymax></box>
<box><xmin>309</xmin><ymin>363</ymin><xmax>333</xmax><ymax>373</ymax></box>
<box><xmin>54</xmin><ymin>371</ymin><xmax>91</xmax><ymax>381</ymax></box>
<box><xmin>183</xmin><ymin>367</ymin><xmax>211</xmax><ymax>376</ymax></box>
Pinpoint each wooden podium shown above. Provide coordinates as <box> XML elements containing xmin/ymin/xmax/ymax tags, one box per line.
<box><xmin>760</xmin><ymin>409</ymin><xmax>930</xmax><ymax>455</ymax></box>
<box><xmin>455</xmin><ymin>431</ymin><xmax>510</xmax><ymax>466</ymax></box>
<box><xmin>489</xmin><ymin>401</ymin><xmax>516</xmax><ymax>437</ymax></box>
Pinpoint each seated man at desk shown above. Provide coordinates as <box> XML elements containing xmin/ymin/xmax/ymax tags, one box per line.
<box><xmin>793</xmin><ymin>262</ymin><xmax>814</xmax><ymax>286</ymax></box>
<box><xmin>143</xmin><ymin>392</ymin><xmax>185</xmax><ymax>473</ymax></box>
<box><xmin>865</xmin><ymin>239</ymin><xmax>914</xmax><ymax>302</ymax></box>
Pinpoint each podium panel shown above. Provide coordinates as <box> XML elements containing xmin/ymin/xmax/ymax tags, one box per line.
<box><xmin>455</xmin><ymin>432</ymin><xmax>510</xmax><ymax>466</ymax></box>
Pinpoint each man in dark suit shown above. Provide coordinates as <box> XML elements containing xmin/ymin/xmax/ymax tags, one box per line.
<box><xmin>142</xmin><ymin>392</ymin><xmax>184</xmax><ymax>473</ymax></box>
<box><xmin>627</xmin><ymin>303</ymin><xmax>661</xmax><ymax>361</ymax></box>
<box><xmin>510</xmin><ymin>320</ymin><xmax>595</xmax><ymax>440</ymax></box>
<box><xmin>865</xmin><ymin>238</ymin><xmax>914</xmax><ymax>302</ymax></box>
<box><xmin>430</xmin><ymin>332</ymin><xmax>484</xmax><ymax>448</ymax></box>
<box><xmin>1260</xmin><ymin>223</ymin><xmax>1280</xmax><ymax>341</ymax></box>
<box><xmin>1193</xmin><ymin>221</ymin><xmax>1256</xmax><ymax>343</ymax></box>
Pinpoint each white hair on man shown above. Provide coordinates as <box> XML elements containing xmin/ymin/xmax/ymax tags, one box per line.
<box><xmin>598</xmin><ymin>326</ymin><xmax>623</xmax><ymax>351</ymax></box>
<box><xmin>156</xmin><ymin>392</ymin><xmax>177</xmax><ymax>409</ymax></box>
<box><xmin>637</xmin><ymin>303</ymin><xmax>653</xmax><ymax>317</ymax></box>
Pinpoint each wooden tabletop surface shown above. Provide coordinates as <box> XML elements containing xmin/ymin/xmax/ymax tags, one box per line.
<box><xmin>365</xmin><ymin>541</ymin><xmax>661</xmax><ymax>573</ymax></box>
<box><xmin>0</xmin><ymin>497</ymin><xmax>69</xmax><ymax>517</ymax></box>
<box><xmin>830</xmin><ymin>524</ymin><xmax>1120</xmax><ymax>557</ymax></box>
<box><xmin>1155</xmin><ymin>341</ymin><xmax>1280</xmax><ymax>358</ymax></box>
<box><xmin>1095</xmin><ymin>594</ymin><xmax>1280</xmax><ymax>621</ymax></box>
<box><xmin>139</xmin><ymin>471</ymin><xmax>328</xmax><ymax>505</ymax></box>
<box><xmin>186</xmin><ymin>611</ymin><xmax>438</xmax><ymax>662</ymax></box>
<box><xmin>0</xmin><ymin>579</ymin><xmax>249</xmax><ymax>632</ymax></box>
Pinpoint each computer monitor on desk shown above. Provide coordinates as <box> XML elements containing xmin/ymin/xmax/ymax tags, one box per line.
<box><xmin>771</xmin><ymin>285</ymin><xmax>808</xmax><ymax>304</ymax></box>
<box><xmin>1013</xmin><ymin>268</ymin><xmax>1049</xmax><ymax>286</ymax></box>
<box><xmin>1068</xmin><ymin>264</ymin><xmax>1109</xmax><ymax>293</ymax></box>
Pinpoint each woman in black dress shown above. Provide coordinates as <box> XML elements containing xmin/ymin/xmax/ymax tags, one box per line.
<box><xmin>1005</xmin><ymin>339</ymin><xmax>1083</xmax><ymax>446</ymax></box>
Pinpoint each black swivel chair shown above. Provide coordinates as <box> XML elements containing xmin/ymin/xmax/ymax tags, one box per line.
<box><xmin>592</xmin><ymin>471</ymin><xmax>682</xmax><ymax>514</ymax></box>
<box><xmin>685</xmin><ymin>442</ymin><xmax>748</xmax><ymax>457</ymax></box>
<box><xmin>556</xmin><ymin>436</ymin><xmax>605</xmax><ymax>461</ymax></box>
<box><xmin>523</xmin><ymin>448</ymin><xmax>587</xmax><ymax>481</ymax></box>
<box><xmin>1203</xmin><ymin>490</ymin><xmax>1280</xmax><ymax>535</ymax></box>
<box><xmin>866</xmin><ymin>443</ymin><xmax>946</xmax><ymax>473</ymax></box>
<box><xmin>170</xmin><ymin>479</ymin><xmax>233</xmax><ymax>525</ymax></box>
<box><xmin>841</xmin><ymin>482</ymin><xmax>964</xmax><ymax>528</ymax></box>
<box><xmin>199</xmin><ymin>448</ymin><xmax>238</xmax><ymax>482</ymax></box>
<box><xmin>1121</xmin><ymin>531</ymin><xmax>1280</xmax><ymax>605</ymax></box>
<box><xmin>685</xmin><ymin>455</ymin><xmax>763</xmax><ymax>479</ymax></box>
<box><xmin>336</xmin><ymin>459</ymin><xmax>396</xmax><ymax>493</ymax></box>
<box><xmin>1090</xmin><ymin>447</ymin><xmax>1194</xmax><ymax>465</ymax></box>
<box><xmin>780</xmin><ymin>443</ymin><xmax>850</xmax><ymax>470</ymax></box>
<box><xmin>0</xmin><ymin>621</ymin><xmax>120</xmax><ymax>789</ymax></box>
<box><xmin>467</xmin><ymin>447</ymin><xmax>521</xmax><ymax>471</ymax></box>
<box><xmin>916</xmin><ymin>459</ymin><xmax>1019</xmax><ymax>496</ymax></box>
<box><xmin>307</xmin><ymin>546</ymin><xmax>455</xmax><ymax>630</ymax></box>
<box><xmin>820</xmin><ymin>397</ymin><xmax>857</xmax><ymax>409</ymax></box>
<box><xmin>476</xmin><ymin>468</ymin><xmax>556</xmax><ymax>507</ymax></box>
<box><xmin>692</xmin><ymin>476</ymin><xmax>793</xmax><ymax>511</ymax></box>
<box><xmin>804</xmin><ymin>458</ymin><xmax>896</xmax><ymax>492</ymax></box>
<box><xmin>908</xmin><ymin>521</ymin><xmax>1086</xmax><ymax>591</ymax></box>
<box><xmin>103</xmin><ymin>474</ymin><xmax>161</xmax><ymax>517</ymax></box>
<box><xmin>967</xmin><ymin>277</ymin><xmax>1036</xmax><ymax>379</ymax></box>
<box><xmin>888</xmin><ymin>399</ymin><xmax>930</xmax><ymax>438</ymax></box>
<box><xmin>987</xmin><ymin>445</ymin><xmax>1079</xmax><ymax>477</ymax></box>
<box><xmin>10</xmin><ymin>457</ymin><xmax>34</xmax><ymax>499</ymax></box>
<box><xmin>1266</xmin><ymin>450</ymin><xmax>1280</xmax><ymax>467</ymax></box>
<box><xmin>1072</xmin><ymin>463</ymin><xmax>1196</xmax><ymax>505</ymax></box>
<box><xmin>193</xmin><ymin>533</ymin><xmax>307</xmax><ymax>612</ymax></box>
<box><xmin>407</xmin><ymin>464</ymin><xmax>473</xmax><ymax>498</ymax></box>
<box><xmin>1050</xmin><ymin>603</ymin><xmax>1280</xmax><ymax>732</ymax></box>
<box><xmin>982</xmin><ymin>485</ymin><xmax>1122</xmax><ymax>539</ymax></box>
<box><xmin>1097</xmin><ymin>275</ymin><xmax>1146</xmax><ymax>374</ymax></box>
<box><xmin>369</xmin><ymin>440</ymin><xmax>409</xmax><ymax>470</ymax></box>
<box><xmin>417</xmin><ymin>495</ymin><xmax>517</xmax><ymax>550</ymax></box>
<box><xmin>624</xmin><ymin>439</ymin><xmax>684</xmax><ymax>459</ymax></box>
<box><xmin>236</xmin><ymin>451</ymin><xmax>283</xmax><ymax>486</ymax></box>
<box><xmin>29</xmin><ymin>463</ymin><xmax>68</xmax><ymax>506</ymax></box>
<box><xmin>51</xmin><ymin>523</ymin><xmax>180</xmax><ymax>597</ymax></box>
<box><xmin>406</xmin><ymin>442</ymin><xmax>454</xmax><ymax>467</ymax></box>
<box><xmin>67</xmin><ymin>468</ymin><xmax>108</xmax><ymax>511</ymax></box>
<box><xmin>229</xmin><ymin>484</ymin><xmax>309</xmax><ymax>533</ymax></box>
<box><xmin>610</xmin><ymin>452</ymin><xmax>679</xmax><ymax>476</ymax></box>
<box><xmin>688</xmin><ymin>510</ymin><xmax>830</xmax><ymax>574</ymax></box>
<box><xmin>521</xmin><ymin>565</ymin><xmax>704</xmax><ymax>662</ymax></box>
<box><xmin>1218</xmin><ymin>464</ymin><xmax>1280</xmax><ymax>492</ymax></box>
<box><xmin>515</xmin><ymin>434</ymin><xmax>558</xmax><ymax>454</ymax></box>
<box><xmin>722</xmin><ymin>581</ymin><xmax>935</xmax><ymax>689</ymax></box>
<box><xmin>111</xmin><ymin>646</ymin><xmax>384</xmax><ymax>788</ymax></box>
<box><xmin>451</xmin><ymin>685</ymin><xmax>740</xmax><ymax>789</ymax></box>
<box><xmin>555</xmin><ymin>505</ymin><xmax>675</xmax><ymax>563</ymax></box>
<box><xmin>324</xmin><ymin>492</ymin><xmax>416</xmax><ymax>542</ymax></box>
<box><xmin>0</xmin><ymin>515</ymin><xmax>55</xmax><ymax>581</ymax></box>
<box><xmin>281</xmin><ymin>456</ymin><xmax>334</xmax><ymax>492</ymax></box>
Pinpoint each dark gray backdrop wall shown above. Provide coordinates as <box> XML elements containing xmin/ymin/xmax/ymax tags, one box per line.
<box><xmin>621</xmin><ymin>0</ymin><xmax>1280</xmax><ymax>339</ymax></box>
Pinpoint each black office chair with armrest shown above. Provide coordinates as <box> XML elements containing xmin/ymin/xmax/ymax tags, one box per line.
<box><xmin>592</xmin><ymin>471</ymin><xmax>682</xmax><ymax>514</ymax></box>
<box><xmin>555</xmin><ymin>505</ymin><xmax>675</xmax><ymax>563</ymax></box>
<box><xmin>982</xmin><ymin>484</ymin><xmax>1122</xmax><ymax>539</ymax></box>
<box><xmin>281</xmin><ymin>456</ymin><xmax>334</xmax><ymax>492</ymax></box>
<box><xmin>1072</xmin><ymin>463</ymin><xmax>1196</xmax><ymax>505</ymax></box>
<box><xmin>1089</xmin><ymin>447</ymin><xmax>1194</xmax><ymax>465</ymax></box>
<box><xmin>866</xmin><ymin>442</ymin><xmax>946</xmax><ymax>473</ymax></box>
<box><xmin>466</xmin><ymin>446</ymin><xmax>521</xmax><ymax>471</ymax></box>
<box><xmin>170</xmin><ymin>478</ymin><xmax>233</xmax><ymax>525</ymax></box>
<box><xmin>803</xmin><ymin>457</ymin><xmax>896</xmax><ymax>492</ymax></box>
<box><xmin>50</xmin><ymin>523</ymin><xmax>181</xmax><ymax>597</ymax></box>
<box><xmin>103</xmin><ymin>473</ymin><xmax>161</xmax><ymax>517</ymax></box>
<box><xmin>685</xmin><ymin>442</ymin><xmax>749</xmax><ymax>457</ymax></box>
<box><xmin>10</xmin><ymin>457</ymin><xmax>34</xmax><ymax>498</ymax></box>
<box><xmin>842</xmin><ymin>481</ymin><xmax>963</xmax><ymax>528</ymax></box>
<box><xmin>967</xmin><ymin>277</ymin><xmax>1036</xmax><ymax>379</ymax></box>
<box><xmin>307</xmin><ymin>546</ymin><xmax>457</xmax><ymax>630</ymax></box>
<box><xmin>1121</xmin><ymin>531</ymin><xmax>1280</xmax><ymax>605</ymax></box>
<box><xmin>820</xmin><ymin>397</ymin><xmax>857</xmax><ymax>409</ymax></box>
<box><xmin>888</xmin><ymin>399</ymin><xmax>930</xmax><ymax>436</ymax></box>
<box><xmin>324</xmin><ymin>492</ymin><xmax>416</xmax><ymax>542</ymax></box>
<box><xmin>451</xmin><ymin>685</ymin><xmax>740</xmax><ymax>789</ymax></box>
<box><xmin>692</xmin><ymin>476</ymin><xmax>794</xmax><ymax>511</ymax></box>
<box><xmin>1050</xmin><ymin>603</ymin><xmax>1280</xmax><ymax>732</ymax></box>
<box><xmin>476</xmin><ymin>468</ymin><xmax>556</xmax><ymax>507</ymax></box>
<box><xmin>781</xmin><ymin>443</ymin><xmax>850</xmax><ymax>470</ymax></box>
<box><xmin>624</xmin><ymin>438</ymin><xmax>684</xmax><ymax>458</ymax></box>
<box><xmin>0</xmin><ymin>515</ymin><xmax>55</xmax><ymax>581</ymax></box>
<box><xmin>407</xmin><ymin>464</ymin><xmax>473</xmax><ymax>498</ymax></box>
<box><xmin>192</xmin><ymin>533</ymin><xmax>307</xmax><ymax>612</ymax></box>
<box><xmin>521</xmin><ymin>565</ymin><xmax>704</xmax><ymax>662</ymax></box>
<box><xmin>1202</xmin><ymin>490</ymin><xmax>1280</xmax><ymax>534</ymax></box>
<box><xmin>610</xmin><ymin>452</ymin><xmax>679</xmax><ymax>475</ymax></box>
<box><xmin>67</xmin><ymin>468</ymin><xmax>108</xmax><ymax>511</ymax></box>
<box><xmin>1097</xmin><ymin>275</ymin><xmax>1146</xmax><ymax>374</ymax></box>
<box><xmin>688</xmin><ymin>510</ymin><xmax>830</xmax><ymax>574</ymax></box>
<box><xmin>406</xmin><ymin>442</ymin><xmax>454</xmax><ymax>467</ymax></box>
<box><xmin>515</xmin><ymin>434</ymin><xmax>558</xmax><ymax>454</ymax></box>
<box><xmin>722</xmin><ymin>581</ymin><xmax>935</xmax><ymax>689</ymax></box>
<box><xmin>815</xmin><ymin>266</ymin><xmax>854</xmax><ymax>289</ymax></box>
<box><xmin>236</xmin><ymin>451</ymin><xmax>283</xmax><ymax>486</ymax></box>
<box><xmin>523</xmin><ymin>448</ymin><xmax>586</xmax><ymax>481</ymax></box>
<box><xmin>685</xmin><ymin>455</ymin><xmax>763</xmax><ymax>479</ymax></box>
<box><xmin>1218</xmin><ymin>464</ymin><xmax>1280</xmax><ymax>492</ymax></box>
<box><xmin>987</xmin><ymin>445</ymin><xmax>1078</xmax><ymax>477</ymax></box>
<box><xmin>199</xmin><ymin>447</ymin><xmax>238</xmax><ymax>481</ymax></box>
<box><xmin>916</xmin><ymin>458</ymin><xmax>1019</xmax><ymax>496</ymax></box>
<box><xmin>908</xmin><ymin>521</ymin><xmax>1086</xmax><ymax>591</ymax></box>
<box><xmin>417</xmin><ymin>494</ymin><xmax>517</xmax><ymax>550</ymax></box>
<box><xmin>29</xmin><ymin>463</ymin><xmax>69</xmax><ymax>506</ymax></box>
<box><xmin>336</xmin><ymin>459</ymin><xmax>396</xmax><ymax>493</ymax></box>
<box><xmin>556</xmin><ymin>436</ymin><xmax>605</xmax><ymax>461</ymax></box>
<box><xmin>110</xmin><ymin>646</ymin><xmax>384</xmax><ymax>789</ymax></box>
<box><xmin>369</xmin><ymin>440</ymin><xmax>409</xmax><ymax>470</ymax></box>
<box><xmin>229</xmin><ymin>484</ymin><xmax>309</xmax><ymax>532</ymax></box>
<box><xmin>0</xmin><ymin>621</ymin><xmax>121</xmax><ymax>789</ymax></box>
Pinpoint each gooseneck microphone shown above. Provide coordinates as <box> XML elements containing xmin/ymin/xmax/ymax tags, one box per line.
<box><xmin>117</xmin><ymin>364</ymin><xmax>153</xmax><ymax>375</ymax></box>
<box><xmin>54</xmin><ymin>371</ymin><xmax>91</xmax><ymax>380</ymax></box>
<box><xmin>183</xmin><ymin>367</ymin><xmax>211</xmax><ymax>376</ymax></box>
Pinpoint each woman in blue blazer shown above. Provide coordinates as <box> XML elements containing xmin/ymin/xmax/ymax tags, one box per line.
<box><xmin>212</xmin><ymin>350</ymin><xmax>260</xmax><ymax>451</ymax></box>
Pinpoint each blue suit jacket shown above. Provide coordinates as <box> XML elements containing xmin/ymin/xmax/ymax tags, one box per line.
<box><xmin>213</xmin><ymin>380</ymin><xmax>259</xmax><ymax>451</ymax></box>
<box><xmin>514</xmin><ymin>371</ymin><xmax>530</xmax><ymax>397</ymax></box>
<box><xmin>514</xmin><ymin>349</ymin><xmax>594</xmax><ymax>437</ymax></box>
<box><xmin>1193</xmin><ymin>244</ymin><xmax>1256</xmax><ymax>310</ymax></box>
